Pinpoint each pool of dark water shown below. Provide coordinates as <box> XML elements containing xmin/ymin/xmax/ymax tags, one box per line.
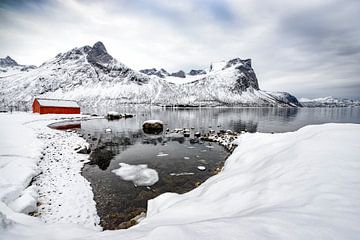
<box><xmin>70</xmin><ymin>118</ymin><xmax>229</xmax><ymax>230</ymax></box>
<box><xmin>51</xmin><ymin>107</ymin><xmax>360</xmax><ymax>230</ymax></box>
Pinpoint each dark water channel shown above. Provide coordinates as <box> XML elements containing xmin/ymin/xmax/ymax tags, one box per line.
<box><xmin>51</xmin><ymin>107</ymin><xmax>360</xmax><ymax>230</ymax></box>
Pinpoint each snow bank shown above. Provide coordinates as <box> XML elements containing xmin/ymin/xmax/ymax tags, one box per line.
<box><xmin>0</xmin><ymin>113</ymin><xmax>42</xmax><ymax>214</ymax></box>
<box><xmin>0</xmin><ymin>112</ymin><xmax>100</xmax><ymax>233</ymax></box>
<box><xmin>1</xmin><ymin>119</ymin><xmax>360</xmax><ymax>239</ymax></box>
<box><xmin>112</xmin><ymin>163</ymin><xmax>159</xmax><ymax>186</ymax></box>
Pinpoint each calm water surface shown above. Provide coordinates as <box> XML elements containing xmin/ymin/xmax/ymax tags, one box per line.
<box><xmin>52</xmin><ymin>107</ymin><xmax>360</xmax><ymax>229</ymax></box>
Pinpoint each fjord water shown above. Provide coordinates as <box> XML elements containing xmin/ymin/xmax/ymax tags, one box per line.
<box><xmin>65</xmin><ymin>107</ymin><xmax>360</xmax><ymax>229</ymax></box>
<box><xmin>87</xmin><ymin>106</ymin><xmax>360</xmax><ymax>133</ymax></box>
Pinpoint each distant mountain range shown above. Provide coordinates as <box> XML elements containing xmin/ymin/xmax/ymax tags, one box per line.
<box><xmin>0</xmin><ymin>56</ymin><xmax>36</xmax><ymax>78</ymax></box>
<box><xmin>299</xmin><ymin>96</ymin><xmax>360</xmax><ymax>107</ymax></box>
<box><xmin>0</xmin><ymin>41</ymin><xmax>304</xmax><ymax>109</ymax></box>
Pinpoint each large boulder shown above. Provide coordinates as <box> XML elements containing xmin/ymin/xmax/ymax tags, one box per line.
<box><xmin>142</xmin><ymin>120</ymin><xmax>163</xmax><ymax>134</ymax></box>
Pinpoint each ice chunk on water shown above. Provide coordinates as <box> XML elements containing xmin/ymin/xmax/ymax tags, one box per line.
<box><xmin>197</xmin><ymin>166</ymin><xmax>206</xmax><ymax>171</ymax></box>
<box><xmin>112</xmin><ymin>163</ymin><xmax>159</xmax><ymax>186</ymax></box>
<box><xmin>156</xmin><ymin>152</ymin><xmax>168</xmax><ymax>157</ymax></box>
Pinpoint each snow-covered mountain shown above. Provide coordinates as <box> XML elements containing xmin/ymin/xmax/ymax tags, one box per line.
<box><xmin>0</xmin><ymin>56</ymin><xmax>37</xmax><ymax>78</ymax></box>
<box><xmin>299</xmin><ymin>96</ymin><xmax>360</xmax><ymax>107</ymax></box>
<box><xmin>0</xmin><ymin>41</ymin><xmax>301</xmax><ymax>109</ymax></box>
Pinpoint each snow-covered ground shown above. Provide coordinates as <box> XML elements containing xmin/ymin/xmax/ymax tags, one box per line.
<box><xmin>0</xmin><ymin>113</ymin><xmax>101</xmax><ymax>233</ymax></box>
<box><xmin>1</xmin><ymin>112</ymin><xmax>360</xmax><ymax>239</ymax></box>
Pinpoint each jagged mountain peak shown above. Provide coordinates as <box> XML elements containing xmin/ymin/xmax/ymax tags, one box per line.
<box><xmin>210</xmin><ymin>58</ymin><xmax>251</xmax><ymax>72</ymax></box>
<box><xmin>0</xmin><ymin>42</ymin><xmax>300</xmax><ymax>108</ymax></box>
<box><xmin>0</xmin><ymin>56</ymin><xmax>19</xmax><ymax>67</ymax></box>
<box><xmin>87</xmin><ymin>41</ymin><xmax>113</xmax><ymax>64</ymax></box>
<box><xmin>140</xmin><ymin>68</ymin><xmax>170</xmax><ymax>78</ymax></box>
<box><xmin>92</xmin><ymin>41</ymin><xmax>107</xmax><ymax>53</ymax></box>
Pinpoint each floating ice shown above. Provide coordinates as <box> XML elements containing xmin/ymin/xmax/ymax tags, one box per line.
<box><xmin>197</xmin><ymin>166</ymin><xmax>206</xmax><ymax>171</ymax></box>
<box><xmin>112</xmin><ymin>163</ymin><xmax>159</xmax><ymax>186</ymax></box>
<box><xmin>156</xmin><ymin>152</ymin><xmax>169</xmax><ymax>157</ymax></box>
<box><xmin>170</xmin><ymin>172</ymin><xmax>195</xmax><ymax>176</ymax></box>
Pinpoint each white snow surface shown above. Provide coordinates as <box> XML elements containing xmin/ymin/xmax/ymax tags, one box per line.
<box><xmin>112</xmin><ymin>163</ymin><xmax>159</xmax><ymax>187</ymax></box>
<box><xmin>1</xmin><ymin>113</ymin><xmax>360</xmax><ymax>239</ymax></box>
<box><xmin>36</xmin><ymin>98</ymin><xmax>80</xmax><ymax>108</ymax></box>
<box><xmin>143</xmin><ymin>119</ymin><xmax>163</xmax><ymax>125</ymax></box>
<box><xmin>0</xmin><ymin>112</ymin><xmax>100</xmax><ymax>233</ymax></box>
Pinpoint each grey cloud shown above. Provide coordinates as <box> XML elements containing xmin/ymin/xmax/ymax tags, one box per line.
<box><xmin>0</xmin><ymin>0</ymin><xmax>359</xmax><ymax>99</ymax></box>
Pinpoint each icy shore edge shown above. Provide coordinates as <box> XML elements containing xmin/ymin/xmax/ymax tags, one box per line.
<box><xmin>1</xmin><ymin>113</ymin><xmax>360</xmax><ymax>240</ymax></box>
<box><xmin>0</xmin><ymin>113</ymin><xmax>101</xmax><ymax>232</ymax></box>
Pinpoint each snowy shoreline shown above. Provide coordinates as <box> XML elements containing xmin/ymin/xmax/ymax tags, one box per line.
<box><xmin>1</xmin><ymin>112</ymin><xmax>360</xmax><ymax>239</ymax></box>
<box><xmin>0</xmin><ymin>113</ymin><xmax>102</xmax><ymax>231</ymax></box>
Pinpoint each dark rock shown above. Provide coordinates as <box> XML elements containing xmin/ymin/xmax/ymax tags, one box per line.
<box><xmin>170</xmin><ymin>70</ymin><xmax>185</xmax><ymax>78</ymax></box>
<box><xmin>188</xmin><ymin>69</ymin><xmax>206</xmax><ymax>76</ymax></box>
<box><xmin>77</xmin><ymin>146</ymin><xmax>91</xmax><ymax>154</ymax></box>
<box><xmin>224</xmin><ymin>58</ymin><xmax>252</xmax><ymax>68</ymax></box>
<box><xmin>87</xmin><ymin>41</ymin><xmax>113</xmax><ymax>64</ymax></box>
<box><xmin>0</xmin><ymin>56</ymin><xmax>19</xmax><ymax>67</ymax></box>
<box><xmin>140</xmin><ymin>68</ymin><xmax>170</xmax><ymax>78</ymax></box>
<box><xmin>142</xmin><ymin>120</ymin><xmax>163</xmax><ymax>134</ymax></box>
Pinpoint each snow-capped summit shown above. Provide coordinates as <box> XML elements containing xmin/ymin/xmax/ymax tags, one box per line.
<box><xmin>0</xmin><ymin>56</ymin><xmax>19</xmax><ymax>67</ymax></box>
<box><xmin>0</xmin><ymin>41</ymin><xmax>301</xmax><ymax>108</ymax></box>
<box><xmin>0</xmin><ymin>56</ymin><xmax>37</xmax><ymax>78</ymax></box>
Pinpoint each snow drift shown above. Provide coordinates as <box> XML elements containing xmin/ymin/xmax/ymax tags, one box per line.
<box><xmin>1</xmin><ymin>114</ymin><xmax>359</xmax><ymax>239</ymax></box>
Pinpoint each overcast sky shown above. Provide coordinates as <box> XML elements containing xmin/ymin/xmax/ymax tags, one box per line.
<box><xmin>0</xmin><ymin>0</ymin><xmax>359</xmax><ymax>98</ymax></box>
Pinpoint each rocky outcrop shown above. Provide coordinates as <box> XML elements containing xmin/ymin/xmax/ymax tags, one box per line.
<box><xmin>0</xmin><ymin>56</ymin><xmax>19</xmax><ymax>67</ymax></box>
<box><xmin>86</xmin><ymin>41</ymin><xmax>113</xmax><ymax>65</ymax></box>
<box><xmin>170</xmin><ymin>70</ymin><xmax>186</xmax><ymax>78</ymax></box>
<box><xmin>188</xmin><ymin>69</ymin><xmax>206</xmax><ymax>76</ymax></box>
<box><xmin>140</xmin><ymin>68</ymin><xmax>170</xmax><ymax>78</ymax></box>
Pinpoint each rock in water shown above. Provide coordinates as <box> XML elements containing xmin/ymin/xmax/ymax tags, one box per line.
<box><xmin>142</xmin><ymin>120</ymin><xmax>163</xmax><ymax>134</ymax></box>
<box><xmin>107</xmin><ymin>111</ymin><xmax>121</xmax><ymax>120</ymax></box>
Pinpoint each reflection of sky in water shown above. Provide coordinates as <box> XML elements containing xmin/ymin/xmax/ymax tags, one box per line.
<box><xmin>54</xmin><ymin>107</ymin><xmax>360</xmax><ymax>229</ymax></box>
<box><xmin>81</xmin><ymin>107</ymin><xmax>360</xmax><ymax>133</ymax></box>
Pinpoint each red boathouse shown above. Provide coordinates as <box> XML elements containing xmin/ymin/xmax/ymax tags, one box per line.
<box><xmin>32</xmin><ymin>98</ymin><xmax>80</xmax><ymax>114</ymax></box>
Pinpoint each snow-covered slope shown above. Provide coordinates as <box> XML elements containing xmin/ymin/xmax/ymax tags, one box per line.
<box><xmin>0</xmin><ymin>56</ymin><xmax>36</xmax><ymax>78</ymax></box>
<box><xmin>299</xmin><ymin>96</ymin><xmax>360</xmax><ymax>107</ymax></box>
<box><xmin>0</xmin><ymin>42</ymin><xmax>301</xmax><ymax>108</ymax></box>
<box><xmin>1</xmin><ymin>118</ymin><xmax>360</xmax><ymax>239</ymax></box>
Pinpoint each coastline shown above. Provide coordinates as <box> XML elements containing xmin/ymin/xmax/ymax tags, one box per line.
<box><xmin>1</xmin><ymin>112</ymin><xmax>359</xmax><ymax>239</ymax></box>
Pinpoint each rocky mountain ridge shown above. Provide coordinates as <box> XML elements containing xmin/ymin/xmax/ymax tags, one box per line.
<box><xmin>0</xmin><ymin>41</ymin><xmax>301</xmax><ymax>110</ymax></box>
<box><xmin>299</xmin><ymin>96</ymin><xmax>360</xmax><ymax>107</ymax></box>
<box><xmin>0</xmin><ymin>56</ymin><xmax>37</xmax><ymax>78</ymax></box>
